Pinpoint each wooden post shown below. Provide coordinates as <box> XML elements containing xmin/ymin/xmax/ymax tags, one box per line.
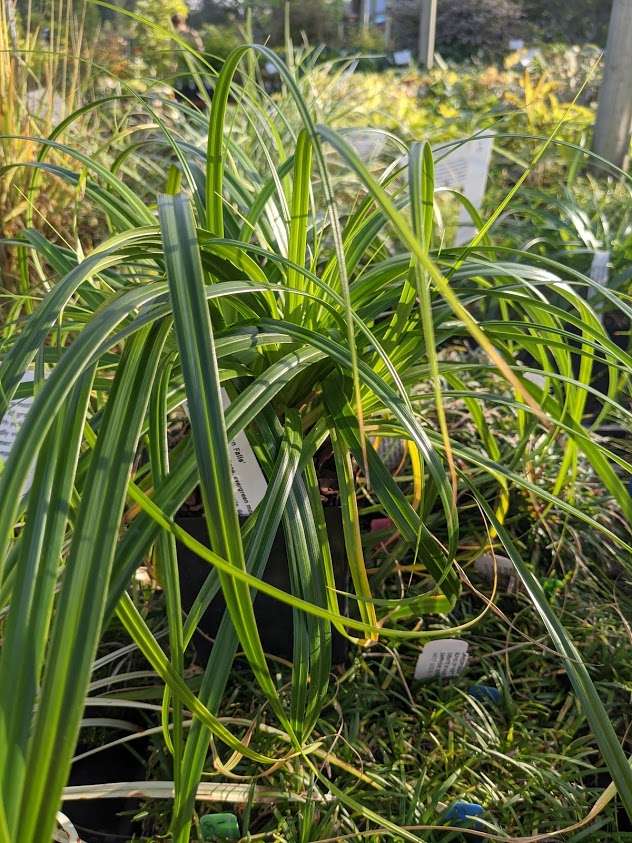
<box><xmin>384</xmin><ymin>0</ymin><xmax>392</xmax><ymax>49</ymax></box>
<box><xmin>418</xmin><ymin>0</ymin><xmax>437</xmax><ymax>69</ymax></box>
<box><xmin>360</xmin><ymin>0</ymin><xmax>371</xmax><ymax>33</ymax></box>
<box><xmin>592</xmin><ymin>0</ymin><xmax>632</xmax><ymax>170</ymax></box>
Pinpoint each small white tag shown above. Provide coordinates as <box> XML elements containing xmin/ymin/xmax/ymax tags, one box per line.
<box><xmin>414</xmin><ymin>639</ymin><xmax>469</xmax><ymax>681</ymax></box>
<box><xmin>393</xmin><ymin>49</ymin><xmax>412</xmax><ymax>66</ymax></box>
<box><xmin>183</xmin><ymin>388</ymin><xmax>268</xmax><ymax>516</ymax></box>
<box><xmin>590</xmin><ymin>249</ymin><xmax>610</xmax><ymax>288</ymax></box>
<box><xmin>220</xmin><ymin>388</ymin><xmax>267</xmax><ymax>516</ymax></box>
<box><xmin>523</xmin><ymin>370</ymin><xmax>545</xmax><ymax>388</ymax></box>
<box><xmin>474</xmin><ymin>552</ymin><xmax>520</xmax><ymax>593</ymax></box>
<box><xmin>433</xmin><ymin>135</ymin><xmax>494</xmax><ymax>246</ymax></box>
<box><xmin>345</xmin><ymin>129</ymin><xmax>386</xmax><ymax>162</ymax></box>
<box><xmin>0</xmin><ymin>371</ymin><xmax>36</xmax><ymax>497</ymax></box>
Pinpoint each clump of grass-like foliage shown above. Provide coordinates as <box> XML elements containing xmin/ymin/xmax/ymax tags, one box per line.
<box><xmin>0</xmin><ymin>16</ymin><xmax>631</xmax><ymax>842</ymax></box>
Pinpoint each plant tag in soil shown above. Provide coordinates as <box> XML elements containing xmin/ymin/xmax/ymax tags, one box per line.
<box><xmin>0</xmin><ymin>370</ymin><xmax>36</xmax><ymax>497</ymax></box>
<box><xmin>589</xmin><ymin>249</ymin><xmax>610</xmax><ymax>288</ymax></box>
<box><xmin>414</xmin><ymin>639</ymin><xmax>469</xmax><ymax>681</ymax></box>
<box><xmin>433</xmin><ymin>134</ymin><xmax>494</xmax><ymax>245</ymax></box>
<box><xmin>474</xmin><ymin>552</ymin><xmax>520</xmax><ymax>593</ymax></box>
<box><xmin>183</xmin><ymin>388</ymin><xmax>267</xmax><ymax>516</ymax></box>
<box><xmin>221</xmin><ymin>388</ymin><xmax>267</xmax><ymax>515</ymax></box>
<box><xmin>393</xmin><ymin>49</ymin><xmax>412</xmax><ymax>66</ymax></box>
<box><xmin>523</xmin><ymin>369</ymin><xmax>545</xmax><ymax>389</ymax></box>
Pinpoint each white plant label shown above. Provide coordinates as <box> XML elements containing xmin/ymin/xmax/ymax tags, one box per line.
<box><xmin>589</xmin><ymin>249</ymin><xmax>610</xmax><ymax>289</ymax></box>
<box><xmin>433</xmin><ymin>135</ymin><xmax>494</xmax><ymax>246</ymax></box>
<box><xmin>414</xmin><ymin>639</ymin><xmax>469</xmax><ymax>681</ymax></box>
<box><xmin>345</xmin><ymin>129</ymin><xmax>387</xmax><ymax>162</ymax></box>
<box><xmin>0</xmin><ymin>371</ymin><xmax>36</xmax><ymax>497</ymax></box>
<box><xmin>393</xmin><ymin>49</ymin><xmax>412</xmax><ymax>66</ymax></box>
<box><xmin>523</xmin><ymin>370</ymin><xmax>546</xmax><ymax>389</ymax></box>
<box><xmin>474</xmin><ymin>552</ymin><xmax>520</xmax><ymax>593</ymax></box>
<box><xmin>184</xmin><ymin>388</ymin><xmax>268</xmax><ymax>516</ymax></box>
<box><xmin>220</xmin><ymin>388</ymin><xmax>268</xmax><ymax>516</ymax></box>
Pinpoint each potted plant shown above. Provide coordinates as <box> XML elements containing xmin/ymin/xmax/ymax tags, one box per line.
<box><xmin>2</xmin><ymin>36</ymin><xmax>632</xmax><ymax>843</ymax></box>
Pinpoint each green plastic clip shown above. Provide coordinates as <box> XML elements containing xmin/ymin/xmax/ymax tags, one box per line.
<box><xmin>200</xmin><ymin>812</ymin><xmax>240</xmax><ymax>841</ymax></box>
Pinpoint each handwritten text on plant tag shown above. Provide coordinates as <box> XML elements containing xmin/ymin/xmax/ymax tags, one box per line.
<box><xmin>414</xmin><ymin>639</ymin><xmax>469</xmax><ymax>681</ymax></box>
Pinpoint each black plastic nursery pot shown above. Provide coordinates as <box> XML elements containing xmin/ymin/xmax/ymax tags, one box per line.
<box><xmin>64</xmin><ymin>508</ymin><xmax>349</xmax><ymax>840</ymax></box>
<box><xmin>64</xmin><ymin>741</ymin><xmax>149</xmax><ymax>842</ymax></box>
<box><xmin>585</xmin><ymin>308</ymin><xmax>630</xmax><ymax>419</ymax></box>
<box><xmin>176</xmin><ymin>507</ymin><xmax>350</xmax><ymax>665</ymax></box>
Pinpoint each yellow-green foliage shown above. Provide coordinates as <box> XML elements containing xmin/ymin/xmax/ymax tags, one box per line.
<box><xmin>324</xmin><ymin>63</ymin><xmax>593</xmax><ymax>145</ymax></box>
<box><xmin>133</xmin><ymin>0</ymin><xmax>189</xmax><ymax>74</ymax></box>
<box><xmin>135</xmin><ymin>0</ymin><xmax>188</xmax><ymax>32</ymax></box>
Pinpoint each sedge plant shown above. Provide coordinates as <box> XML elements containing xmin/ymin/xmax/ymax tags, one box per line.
<box><xmin>0</xmin><ymin>34</ymin><xmax>632</xmax><ymax>843</ymax></box>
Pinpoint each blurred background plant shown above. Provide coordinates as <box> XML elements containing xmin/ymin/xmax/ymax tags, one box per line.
<box><xmin>393</xmin><ymin>0</ymin><xmax>527</xmax><ymax>61</ymax></box>
<box><xmin>1</xmin><ymin>0</ymin><xmax>88</xmax><ymax>233</ymax></box>
<box><xmin>184</xmin><ymin>0</ymin><xmax>613</xmax><ymax>59</ymax></box>
<box><xmin>132</xmin><ymin>0</ymin><xmax>189</xmax><ymax>75</ymax></box>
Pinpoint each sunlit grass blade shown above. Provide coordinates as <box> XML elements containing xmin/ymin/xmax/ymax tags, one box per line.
<box><xmin>0</xmin><ymin>368</ymin><xmax>93</xmax><ymax>833</ymax></box>
<box><xmin>148</xmin><ymin>359</ymin><xmax>184</xmax><ymax>792</ymax></box>
<box><xmin>330</xmin><ymin>426</ymin><xmax>378</xmax><ymax>644</ymax></box>
<box><xmin>286</xmin><ymin>128</ymin><xmax>312</xmax><ymax>320</ymax></box>
<box><xmin>171</xmin><ymin>408</ymin><xmax>307</xmax><ymax>841</ymax></box>
<box><xmin>409</xmin><ymin>142</ymin><xmax>458</xmax><ymax>506</ymax></box>
<box><xmin>15</xmin><ymin>322</ymin><xmax>168</xmax><ymax>843</ymax></box>
<box><xmin>158</xmin><ymin>191</ymin><xmax>293</xmax><ymax>737</ymax></box>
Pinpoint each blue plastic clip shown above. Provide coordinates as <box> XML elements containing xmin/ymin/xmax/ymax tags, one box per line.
<box><xmin>468</xmin><ymin>684</ymin><xmax>501</xmax><ymax>704</ymax></box>
<box><xmin>443</xmin><ymin>800</ymin><xmax>485</xmax><ymax>826</ymax></box>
